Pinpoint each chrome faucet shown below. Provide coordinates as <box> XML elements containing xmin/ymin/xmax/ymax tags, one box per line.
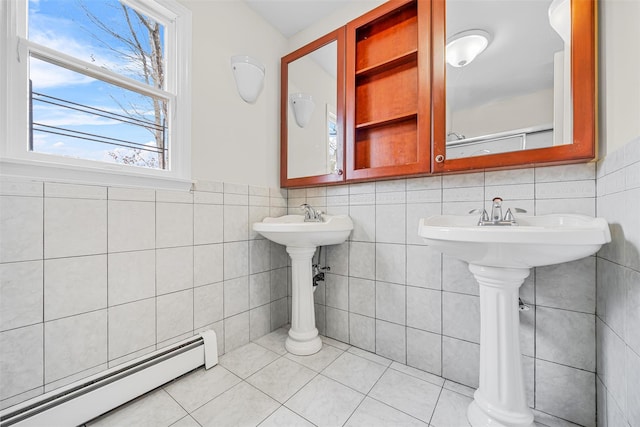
<box><xmin>470</xmin><ymin>197</ymin><xmax>526</xmax><ymax>226</ymax></box>
<box><xmin>300</xmin><ymin>203</ymin><xmax>323</xmax><ymax>222</ymax></box>
<box><xmin>490</xmin><ymin>197</ymin><xmax>504</xmax><ymax>222</ymax></box>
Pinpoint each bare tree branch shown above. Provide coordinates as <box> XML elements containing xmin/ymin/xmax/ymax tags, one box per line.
<box><xmin>80</xmin><ymin>0</ymin><xmax>166</xmax><ymax>168</ymax></box>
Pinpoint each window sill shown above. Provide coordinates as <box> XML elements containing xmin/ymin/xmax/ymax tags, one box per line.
<box><xmin>0</xmin><ymin>157</ymin><xmax>193</xmax><ymax>191</ymax></box>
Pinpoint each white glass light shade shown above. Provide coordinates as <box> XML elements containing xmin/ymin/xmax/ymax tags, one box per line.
<box><xmin>290</xmin><ymin>93</ymin><xmax>315</xmax><ymax>128</ymax></box>
<box><xmin>446</xmin><ymin>30</ymin><xmax>490</xmax><ymax>68</ymax></box>
<box><xmin>231</xmin><ymin>55</ymin><xmax>265</xmax><ymax>103</ymax></box>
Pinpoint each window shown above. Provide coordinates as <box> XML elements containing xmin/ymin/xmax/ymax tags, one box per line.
<box><xmin>1</xmin><ymin>0</ymin><xmax>192</xmax><ymax>189</ymax></box>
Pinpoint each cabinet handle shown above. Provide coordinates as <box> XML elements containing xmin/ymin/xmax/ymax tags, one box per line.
<box><xmin>335</xmin><ymin>169</ymin><xmax>344</xmax><ymax>175</ymax></box>
<box><xmin>435</xmin><ymin>154</ymin><xmax>445</xmax><ymax>163</ymax></box>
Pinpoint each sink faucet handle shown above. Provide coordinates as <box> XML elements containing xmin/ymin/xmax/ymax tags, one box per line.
<box><xmin>299</xmin><ymin>203</ymin><xmax>313</xmax><ymax>219</ymax></box>
<box><xmin>513</xmin><ymin>208</ymin><xmax>527</xmax><ymax>213</ymax></box>
<box><xmin>470</xmin><ymin>209</ymin><xmax>490</xmax><ymax>225</ymax></box>
<box><xmin>504</xmin><ymin>208</ymin><xmax>515</xmax><ymax>222</ymax></box>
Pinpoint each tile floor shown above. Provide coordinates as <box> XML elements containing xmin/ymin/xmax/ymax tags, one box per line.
<box><xmin>87</xmin><ymin>328</ymin><xmax>579</xmax><ymax>427</ymax></box>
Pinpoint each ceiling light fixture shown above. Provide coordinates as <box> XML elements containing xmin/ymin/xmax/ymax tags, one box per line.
<box><xmin>446</xmin><ymin>30</ymin><xmax>491</xmax><ymax>68</ymax></box>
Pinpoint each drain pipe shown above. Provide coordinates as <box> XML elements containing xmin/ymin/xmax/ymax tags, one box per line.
<box><xmin>312</xmin><ymin>246</ymin><xmax>330</xmax><ymax>292</ymax></box>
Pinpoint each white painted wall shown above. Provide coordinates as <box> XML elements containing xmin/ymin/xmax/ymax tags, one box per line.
<box><xmin>180</xmin><ymin>0</ymin><xmax>287</xmax><ymax>188</ymax></box>
<box><xmin>449</xmin><ymin>89</ymin><xmax>554</xmax><ymax>139</ymax></box>
<box><xmin>287</xmin><ymin>0</ymin><xmax>385</xmax><ymax>52</ymax></box>
<box><xmin>599</xmin><ymin>0</ymin><xmax>640</xmax><ymax>156</ymax></box>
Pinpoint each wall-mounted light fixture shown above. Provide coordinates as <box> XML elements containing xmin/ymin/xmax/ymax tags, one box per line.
<box><xmin>231</xmin><ymin>55</ymin><xmax>265</xmax><ymax>103</ymax></box>
<box><xmin>289</xmin><ymin>93</ymin><xmax>315</xmax><ymax>128</ymax></box>
<box><xmin>548</xmin><ymin>0</ymin><xmax>570</xmax><ymax>43</ymax></box>
<box><xmin>446</xmin><ymin>30</ymin><xmax>490</xmax><ymax>68</ymax></box>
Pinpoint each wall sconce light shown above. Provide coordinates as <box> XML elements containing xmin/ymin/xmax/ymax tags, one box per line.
<box><xmin>231</xmin><ymin>55</ymin><xmax>265</xmax><ymax>103</ymax></box>
<box><xmin>446</xmin><ymin>30</ymin><xmax>490</xmax><ymax>68</ymax></box>
<box><xmin>548</xmin><ymin>0</ymin><xmax>570</xmax><ymax>43</ymax></box>
<box><xmin>289</xmin><ymin>93</ymin><xmax>315</xmax><ymax>128</ymax></box>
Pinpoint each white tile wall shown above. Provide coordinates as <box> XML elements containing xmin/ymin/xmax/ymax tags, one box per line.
<box><xmin>2</xmin><ymin>144</ymin><xmax>633</xmax><ymax>424</ymax></box>
<box><xmin>156</xmin><ymin>201</ymin><xmax>193</xmax><ymax>248</ymax></box>
<box><xmin>0</xmin><ymin>196</ymin><xmax>43</xmax><ymax>263</ymax></box>
<box><xmin>108</xmin><ymin>250</ymin><xmax>156</xmax><ymax>305</ymax></box>
<box><xmin>44</xmin><ymin>310</ymin><xmax>108</xmax><ymax>383</ymax></box>
<box><xmin>0</xmin><ymin>261</ymin><xmax>43</xmax><ymax>331</ymax></box>
<box><xmin>596</xmin><ymin>136</ymin><xmax>640</xmax><ymax>427</ymax></box>
<box><xmin>108</xmin><ymin>200</ymin><xmax>155</xmax><ymax>252</ymax></box>
<box><xmin>293</xmin><ymin>161</ymin><xmax>601</xmax><ymax>425</ymax></box>
<box><xmin>535</xmin><ymin>359</ymin><xmax>596</xmax><ymax>427</ymax></box>
<box><xmin>0</xmin><ymin>324</ymin><xmax>43</xmax><ymax>400</ymax></box>
<box><xmin>108</xmin><ymin>299</ymin><xmax>156</xmax><ymax>360</ymax></box>
<box><xmin>0</xmin><ymin>179</ymin><xmax>288</xmax><ymax>410</ymax></box>
<box><xmin>156</xmin><ymin>246</ymin><xmax>194</xmax><ymax>295</ymax></box>
<box><xmin>44</xmin><ymin>197</ymin><xmax>107</xmax><ymax>258</ymax></box>
<box><xmin>44</xmin><ymin>255</ymin><xmax>107</xmax><ymax>321</ymax></box>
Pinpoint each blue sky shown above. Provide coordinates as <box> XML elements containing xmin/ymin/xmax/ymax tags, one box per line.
<box><xmin>28</xmin><ymin>0</ymin><xmax>166</xmax><ymax>168</ymax></box>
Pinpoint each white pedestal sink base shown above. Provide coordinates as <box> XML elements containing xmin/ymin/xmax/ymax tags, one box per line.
<box><xmin>285</xmin><ymin>246</ymin><xmax>322</xmax><ymax>356</ymax></box>
<box><xmin>467</xmin><ymin>264</ymin><xmax>534</xmax><ymax>427</ymax></box>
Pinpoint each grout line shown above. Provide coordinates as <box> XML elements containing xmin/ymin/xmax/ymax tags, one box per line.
<box><xmin>428</xmin><ymin>384</ymin><xmax>445</xmax><ymax>426</ymax></box>
<box><xmin>41</xmin><ymin>185</ymin><xmax>46</xmax><ymax>391</ymax></box>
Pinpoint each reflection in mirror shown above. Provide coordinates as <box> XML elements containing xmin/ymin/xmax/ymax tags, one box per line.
<box><xmin>287</xmin><ymin>40</ymin><xmax>338</xmax><ymax>179</ymax></box>
<box><xmin>445</xmin><ymin>0</ymin><xmax>571</xmax><ymax>160</ymax></box>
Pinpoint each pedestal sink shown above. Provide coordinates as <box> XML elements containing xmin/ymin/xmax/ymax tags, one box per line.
<box><xmin>418</xmin><ymin>213</ymin><xmax>611</xmax><ymax>427</ymax></box>
<box><xmin>253</xmin><ymin>214</ymin><xmax>353</xmax><ymax>355</ymax></box>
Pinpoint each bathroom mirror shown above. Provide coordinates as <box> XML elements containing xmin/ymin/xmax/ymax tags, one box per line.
<box><xmin>432</xmin><ymin>0</ymin><xmax>596</xmax><ymax>172</ymax></box>
<box><xmin>281</xmin><ymin>28</ymin><xmax>346</xmax><ymax>187</ymax></box>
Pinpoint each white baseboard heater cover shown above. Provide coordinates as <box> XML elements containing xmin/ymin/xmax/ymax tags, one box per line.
<box><xmin>0</xmin><ymin>330</ymin><xmax>218</xmax><ymax>427</ymax></box>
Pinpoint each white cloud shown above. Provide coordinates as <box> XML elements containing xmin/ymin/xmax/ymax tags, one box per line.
<box><xmin>53</xmin><ymin>142</ymin><xmax>64</xmax><ymax>147</ymax></box>
<box><xmin>28</xmin><ymin>12</ymin><xmax>149</xmax><ymax>85</ymax></box>
<box><xmin>30</xmin><ymin>58</ymin><xmax>93</xmax><ymax>89</ymax></box>
<box><xmin>33</xmin><ymin>104</ymin><xmax>119</xmax><ymax>127</ymax></box>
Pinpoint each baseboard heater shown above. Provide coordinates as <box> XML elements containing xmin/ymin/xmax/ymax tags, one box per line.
<box><xmin>0</xmin><ymin>330</ymin><xmax>218</xmax><ymax>427</ymax></box>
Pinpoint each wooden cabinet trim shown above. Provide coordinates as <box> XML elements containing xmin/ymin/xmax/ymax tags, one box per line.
<box><xmin>346</xmin><ymin>0</ymin><xmax>431</xmax><ymax>182</ymax></box>
<box><xmin>280</xmin><ymin>27</ymin><xmax>346</xmax><ymax>188</ymax></box>
<box><xmin>431</xmin><ymin>0</ymin><xmax>597</xmax><ymax>173</ymax></box>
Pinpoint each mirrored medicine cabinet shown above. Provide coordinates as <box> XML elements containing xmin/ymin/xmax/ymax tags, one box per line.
<box><xmin>281</xmin><ymin>28</ymin><xmax>346</xmax><ymax>187</ymax></box>
<box><xmin>280</xmin><ymin>0</ymin><xmax>596</xmax><ymax>187</ymax></box>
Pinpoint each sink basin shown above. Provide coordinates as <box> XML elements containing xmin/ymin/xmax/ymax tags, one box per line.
<box><xmin>418</xmin><ymin>213</ymin><xmax>611</xmax><ymax>268</ymax></box>
<box><xmin>253</xmin><ymin>214</ymin><xmax>353</xmax><ymax>248</ymax></box>
<box><xmin>418</xmin><ymin>213</ymin><xmax>611</xmax><ymax>427</ymax></box>
<box><xmin>253</xmin><ymin>214</ymin><xmax>353</xmax><ymax>356</ymax></box>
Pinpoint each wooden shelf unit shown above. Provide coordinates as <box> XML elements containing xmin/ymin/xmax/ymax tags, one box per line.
<box><xmin>346</xmin><ymin>0</ymin><xmax>431</xmax><ymax>181</ymax></box>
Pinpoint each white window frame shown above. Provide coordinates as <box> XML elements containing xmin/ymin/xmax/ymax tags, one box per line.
<box><xmin>0</xmin><ymin>0</ymin><xmax>192</xmax><ymax>190</ymax></box>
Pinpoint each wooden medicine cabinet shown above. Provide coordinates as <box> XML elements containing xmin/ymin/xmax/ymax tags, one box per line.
<box><xmin>432</xmin><ymin>0</ymin><xmax>597</xmax><ymax>173</ymax></box>
<box><xmin>280</xmin><ymin>28</ymin><xmax>346</xmax><ymax>188</ymax></box>
<box><xmin>279</xmin><ymin>0</ymin><xmax>597</xmax><ymax>187</ymax></box>
<box><xmin>345</xmin><ymin>0</ymin><xmax>431</xmax><ymax>181</ymax></box>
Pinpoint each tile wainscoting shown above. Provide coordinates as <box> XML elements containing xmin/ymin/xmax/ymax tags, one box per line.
<box><xmin>289</xmin><ymin>162</ymin><xmax>600</xmax><ymax>427</ymax></box>
<box><xmin>2</xmin><ymin>139</ymin><xmax>638</xmax><ymax>427</ymax></box>
<box><xmin>0</xmin><ymin>179</ymin><xmax>290</xmax><ymax>409</ymax></box>
<box><xmin>595</xmin><ymin>136</ymin><xmax>640</xmax><ymax>427</ymax></box>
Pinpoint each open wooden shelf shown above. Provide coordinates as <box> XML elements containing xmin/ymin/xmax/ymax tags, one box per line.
<box><xmin>355</xmin><ymin>112</ymin><xmax>417</xmax><ymax>130</ymax></box>
<box><xmin>354</xmin><ymin>116</ymin><xmax>418</xmax><ymax>170</ymax></box>
<box><xmin>355</xmin><ymin>2</ymin><xmax>418</xmax><ymax>72</ymax></box>
<box><xmin>355</xmin><ymin>58</ymin><xmax>417</xmax><ymax>127</ymax></box>
<box><xmin>346</xmin><ymin>0</ymin><xmax>430</xmax><ymax>181</ymax></box>
<box><xmin>355</xmin><ymin>50</ymin><xmax>417</xmax><ymax>78</ymax></box>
